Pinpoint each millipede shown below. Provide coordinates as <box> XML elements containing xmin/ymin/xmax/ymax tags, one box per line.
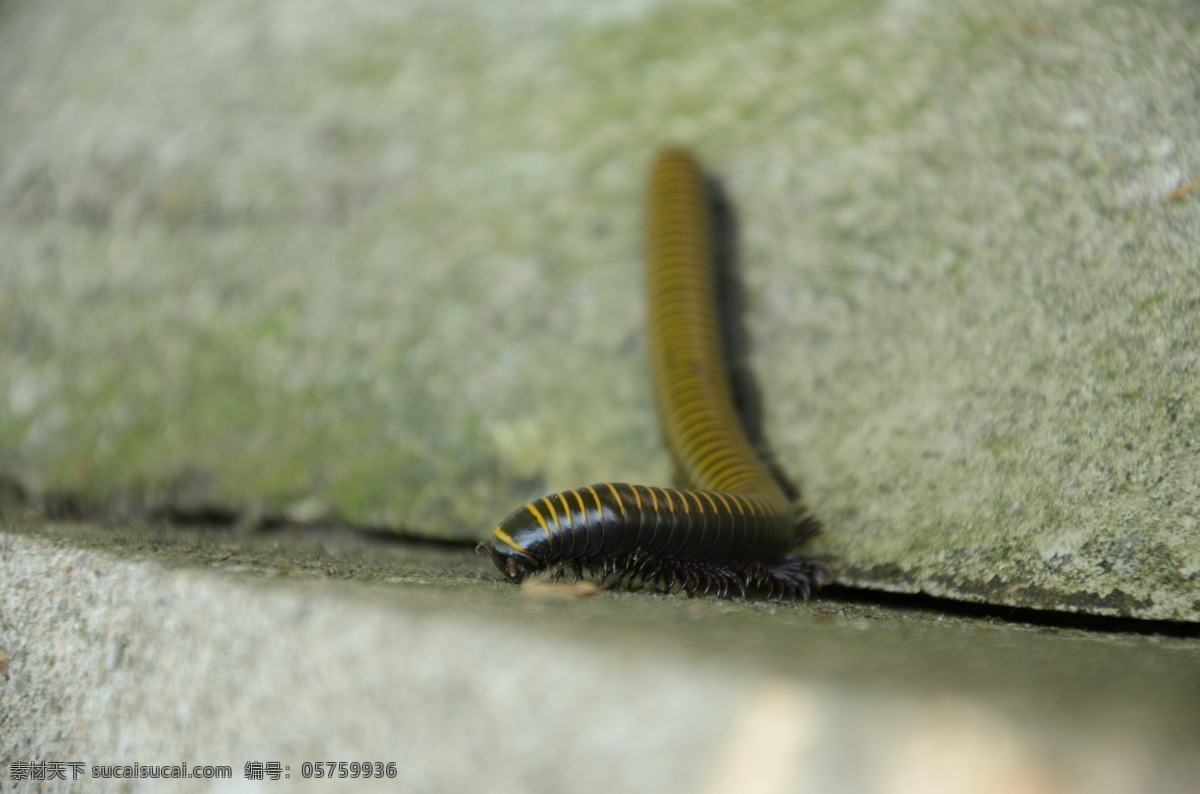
<box><xmin>477</xmin><ymin>148</ymin><xmax>827</xmax><ymax>599</ymax></box>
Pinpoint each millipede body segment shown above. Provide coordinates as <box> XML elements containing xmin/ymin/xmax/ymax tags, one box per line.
<box><xmin>479</xmin><ymin>149</ymin><xmax>826</xmax><ymax>598</ymax></box>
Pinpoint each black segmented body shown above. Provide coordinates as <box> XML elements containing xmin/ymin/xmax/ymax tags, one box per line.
<box><xmin>479</xmin><ymin>149</ymin><xmax>826</xmax><ymax>598</ymax></box>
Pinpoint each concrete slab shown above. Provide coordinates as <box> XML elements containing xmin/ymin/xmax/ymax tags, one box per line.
<box><xmin>2</xmin><ymin>520</ymin><xmax>1198</xmax><ymax>793</ymax></box>
<box><xmin>1</xmin><ymin>0</ymin><xmax>1197</xmax><ymax>620</ymax></box>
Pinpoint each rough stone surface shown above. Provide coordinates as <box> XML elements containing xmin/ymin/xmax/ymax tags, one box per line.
<box><xmin>2</xmin><ymin>521</ymin><xmax>1198</xmax><ymax>793</ymax></box>
<box><xmin>0</xmin><ymin>0</ymin><xmax>1197</xmax><ymax>619</ymax></box>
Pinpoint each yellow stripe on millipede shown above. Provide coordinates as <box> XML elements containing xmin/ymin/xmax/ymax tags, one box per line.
<box><xmin>523</xmin><ymin>502</ymin><xmax>552</xmax><ymax>540</ymax></box>
<box><xmin>603</xmin><ymin>483</ymin><xmax>626</xmax><ymax>517</ymax></box>
<box><xmin>493</xmin><ymin>527</ymin><xmax>531</xmax><ymax>554</ymax></box>
<box><xmin>540</xmin><ymin>496</ymin><xmax>561</xmax><ymax>533</ymax></box>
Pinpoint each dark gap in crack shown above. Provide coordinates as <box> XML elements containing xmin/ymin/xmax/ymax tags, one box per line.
<box><xmin>818</xmin><ymin>583</ymin><xmax>1200</xmax><ymax>638</ymax></box>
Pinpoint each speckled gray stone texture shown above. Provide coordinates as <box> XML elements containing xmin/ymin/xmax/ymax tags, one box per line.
<box><xmin>0</xmin><ymin>0</ymin><xmax>1197</xmax><ymax>619</ymax></box>
<box><xmin>1</xmin><ymin>524</ymin><xmax>1198</xmax><ymax>793</ymax></box>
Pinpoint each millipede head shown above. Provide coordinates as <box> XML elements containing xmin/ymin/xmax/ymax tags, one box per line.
<box><xmin>487</xmin><ymin>541</ymin><xmax>542</xmax><ymax>584</ymax></box>
<box><xmin>483</xmin><ymin>509</ymin><xmax>554</xmax><ymax>585</ymax></box>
